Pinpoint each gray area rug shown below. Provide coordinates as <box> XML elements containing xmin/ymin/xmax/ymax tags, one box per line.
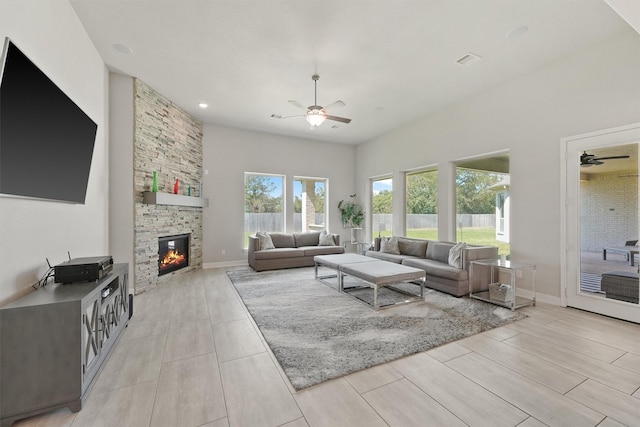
<box><xmin>226</xmin><ymin>266</ymin><xmax>526</xmax><ymax>390</ymax></box>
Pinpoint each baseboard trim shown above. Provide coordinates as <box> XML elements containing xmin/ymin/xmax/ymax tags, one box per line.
<box><xmin>203</xmin><ymin>260</ymin><xmax>248</xmax><ymax>269</ymax></box>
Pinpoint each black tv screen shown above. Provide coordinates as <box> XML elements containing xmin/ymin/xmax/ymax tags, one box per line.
<box><xmin>0</xmin><ymin>39</ymin><xmax>97</xmax><ymax>204</ymax></box>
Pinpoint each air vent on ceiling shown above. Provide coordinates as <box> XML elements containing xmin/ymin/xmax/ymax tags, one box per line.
<box><xmin>455</xmin><ymin>52</ymin><xmax>482</xmax><ymax>67</ymax></box>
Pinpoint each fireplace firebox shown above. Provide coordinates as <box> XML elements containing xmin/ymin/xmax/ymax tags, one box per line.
<box><xmin>158</xmin><ymin>234</ymin><xmax>190</xmax><ymax>276</ymax></box>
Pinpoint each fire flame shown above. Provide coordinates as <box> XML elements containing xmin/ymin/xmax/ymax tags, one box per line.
<box><xmin>160</xmin><ymin>249</ymin><xmax>186</xmax><ymax>268</ymax></box>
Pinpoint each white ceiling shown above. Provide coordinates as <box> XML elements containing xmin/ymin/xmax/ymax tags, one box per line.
<box><xmin>69</xmin><ymin>0</ymin><xmax>633</xmax><ymax>145</ymax></box>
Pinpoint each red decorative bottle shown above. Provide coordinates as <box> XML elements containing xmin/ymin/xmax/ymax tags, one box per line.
<box><xmin>173</xmin><ymin>178</ymin><xmax>179</xmax><ymax>194</ymax></box>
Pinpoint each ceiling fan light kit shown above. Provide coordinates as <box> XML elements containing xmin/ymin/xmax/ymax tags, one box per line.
<box><xmin>273</xmin><ymin>74</ymin><xmax>352</xmax><ymax>128</ymax></box>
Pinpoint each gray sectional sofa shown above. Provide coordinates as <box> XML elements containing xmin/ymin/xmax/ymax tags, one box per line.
<box><xmin>366</xmin><ymin>236</ymin><xmax>498</xmax><ymax>296</ymax></box>
<box><xmin>248</xmin><ymin>231</ymin><xmax>345</xmax><ymax>271</ymax></box>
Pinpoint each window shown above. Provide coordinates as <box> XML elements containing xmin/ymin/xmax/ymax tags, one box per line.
<box><xmin>371</xmin><ymin>177</ymin><xmax>393</xmax><ymax>241</ymax></box>
<box><xmin>406</xmin><ymin>170</ymin><xmax>438</xmax><ymax>239</ymax></box>
<box><xmin>294</xmin><ymin>177</ymin><xmax>327</xmax><ymax>232</ymax></box>
<box><xmin>455</xmin><ymin>155</ymin><xmax>510</xmax><ymax>258</ymax></box>
<box><xmin>244</xmin><ymin>173</ymin><xmax>284</xmax><ymax>248</ymax></box>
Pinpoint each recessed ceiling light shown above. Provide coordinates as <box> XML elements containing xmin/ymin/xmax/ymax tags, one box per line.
<box><xmin>198</xmin><ymin>103</ymin><xmax>208</xmax><ymax>108</ymax></box>
<box><xmin>506</xmin><ymin>26</ymin><xmax>528</xmax><ymax>39</ymax></box>
<box><xmin>112</xmin><ymin>43</ymin><xmax>133</xmax><ymax>54</ymax></box>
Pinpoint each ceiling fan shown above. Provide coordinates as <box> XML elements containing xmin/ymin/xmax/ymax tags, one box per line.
<box><xmin>580</xmin><ymin>151</ymin><xmax>630</xmax><ymax>167</ymax></box>
<box><xmin>271</xmin><ymin>74</ymin><xmax>352</xmax><ymax>127</ymax></box>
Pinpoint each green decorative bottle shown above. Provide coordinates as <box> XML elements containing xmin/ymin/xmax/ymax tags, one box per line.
<box><xmin>152</xmin><ymin>171</ymin><xmax>159</xmax><ymax>192</ymax></box>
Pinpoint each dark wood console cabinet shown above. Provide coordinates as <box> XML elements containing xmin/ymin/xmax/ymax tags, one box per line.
<box><xmin>0</xmin><ymin>263</ymin><xmax>129</xmax><ymax>427</ymax></box>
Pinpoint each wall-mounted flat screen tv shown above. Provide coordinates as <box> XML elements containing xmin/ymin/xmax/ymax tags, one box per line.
<box><xmin>0</xmin><ymin>38</ymin><xmax>97</xmax><ymax>204</ymax></box>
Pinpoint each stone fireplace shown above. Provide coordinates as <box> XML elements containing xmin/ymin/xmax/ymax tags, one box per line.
<box><xmin>132</xmin><ymin>79</ymin><xmax>204</xmax><ymax>293</ymax></box>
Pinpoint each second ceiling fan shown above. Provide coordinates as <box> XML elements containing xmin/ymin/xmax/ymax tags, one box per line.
<box><xmin>271</xmin><ymin>74</ymin><xmax>352</xmax><ymax>127</ymax></box>
<box><xmin>580</xmin><ymin>151</ymin><xmax>630</xmax><ymax>167</ymax></box>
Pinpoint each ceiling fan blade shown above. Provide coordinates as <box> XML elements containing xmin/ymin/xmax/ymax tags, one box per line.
<box><xmin>322</xmin><ymin>100</ymin><xmax>345</xmax><ymax>112</ymax></box>
<box><xmin>580</xmin><ymin>163</ymin><xmax>593</xmax><ymax>167</ymax></box>
<box><xmin>288</xmin><ymin>100</ymin><xmax>309</xmax><ymax>111</ymax></box>
<box><xmin>271</xmin><ymin>114</ymin><xmax>305</xmax><ymax>119</ymax></box>
<box><xmin>593</xmin><ymin>155</ymin><xmax>630</xmax><ymax>161</ymax></box>
<box><xmin>325</xmin><ymin>115</ymin><xmax>352</xmax><ymax>124</ymax></box>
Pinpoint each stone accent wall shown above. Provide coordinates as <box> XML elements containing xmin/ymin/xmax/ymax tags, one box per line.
<box><xmin>581</xmin><ymin>171</ymin><xmax>638</xmax><ymax>252</ymax></box>
<box><xmin>133</xmin><ymin>79</ymin><xmax>204</xmax><ymax>293</ymax></box>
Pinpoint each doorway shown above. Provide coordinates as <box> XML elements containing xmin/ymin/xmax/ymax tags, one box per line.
<box><xmin>561</xmin><ymin>123</ymin><xmax>639</xmax><ymax>323</ymax></box>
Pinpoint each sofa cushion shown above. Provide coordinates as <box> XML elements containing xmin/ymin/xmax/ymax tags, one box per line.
<box><xmin>269</xmin><ymin>233</ymin><xmax>295</xmax><ymax>248</ymax></box>
<box><xmin>294</xmin><ymin>232</ymin><xmax>320</xmax><ymax>247</ymax></box>
<box><xmin>253</xmin><ymin>247</ymin><xmax>304</xmax><ymax>259</ymax></box>
<box><xmin>448</xmin><ymin>242</ymin><xmax>467</xmax><ymax>268</ymax></box>
<box><xmin>319</xmin><ymin>230</ymin><xmax>335</xmax><ymax>246</ymax></box>
<box><xmin>397</xmin><ymin>237</ymin><xmax>428</xmax><ymax>258</ymax></box>
<box><xmin>426</xmin><ymin>242</ymin><xmax>454</xmax><ymax>264</ymax></box>
<box><xmin>402</xmin><ymin>258</ymin><xmax>468</xmax><ymax>281</ymax></box>
<box><xmin>256</xmin><ymin>231</ymin><xmax>275</xmax><ymax>250</ymax></box>
<box><xmin>302</xmin><ymin>246</ymin><xmax>345</xmax><ymax>256</ymax></box>
<box><xmin>380</xmin><ymin>236</ymin><xmax>400</xmax><ymax>254</ymax></box>
<box><xmin>365</xmin><ymin>250</ymin><xmax>409</xmax><ymax>264</ymax></box>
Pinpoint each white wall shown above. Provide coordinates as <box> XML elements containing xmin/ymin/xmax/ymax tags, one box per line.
<box><xmin>109</xmin><ymin>73</ymin><xmax>134</xmax><ymax>281</ymax></box>
<box><xmin>202</xmin><ymin>124</ymin><xmax>356</xmax><ymax>267</ymax></box>
<box><xmin>356</xmin><ymin>32</ymin><xmax>640</xmax><ymax>302</ymax></box>
<box><xmin>0</xmin><ymin>0</ymin><xmax>108</xmax><ymax>305</ymax></box>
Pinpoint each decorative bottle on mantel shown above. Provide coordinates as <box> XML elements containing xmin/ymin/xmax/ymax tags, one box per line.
<box><xmin>152</xmin><ymin>171</ymin><xmax>159</xmax><ymax>192</ymax></box>
<box><xmin>173</xmin><ymin>178</ymin><xmax>179</xmax><ymax>194</ymax></box>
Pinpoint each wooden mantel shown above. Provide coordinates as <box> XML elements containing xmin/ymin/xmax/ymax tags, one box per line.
<box><xmin>143</xmin><ymin>191</ymin><xmax>209</xmax><ymax>208</ymax></box>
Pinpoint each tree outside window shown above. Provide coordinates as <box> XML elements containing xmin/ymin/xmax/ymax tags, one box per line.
<box><xmin>406</xmin><ymin>170</ymin><xmax>438</xmax><ymax>239</ymax></box>
<box><xmin>244</xmin><ymin>173</ymin><xmax>284</xmax><ymax>247</ymax></box>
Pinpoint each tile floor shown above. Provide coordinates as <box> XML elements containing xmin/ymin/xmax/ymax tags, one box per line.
<box><xmin>12</xmin><ymin>267</ymin><xmax>640</xmax><ymax>427</ymax></box>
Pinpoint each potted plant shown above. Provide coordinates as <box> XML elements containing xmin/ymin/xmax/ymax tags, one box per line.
<box><xmin>338</xmin><ymin>194</ymin><xmax>365</xmax><ymax>228</ymax></box>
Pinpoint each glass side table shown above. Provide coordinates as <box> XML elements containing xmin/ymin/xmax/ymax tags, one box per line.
<box><xmin>470</xmin><ymin>259</ymin><xmax>536</xmax><ymax>311</ymax></box>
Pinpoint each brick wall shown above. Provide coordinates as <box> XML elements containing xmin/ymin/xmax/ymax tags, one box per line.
<box><xmin>581</xmin><ymin>171</ymin><xmax>638</xmax><ymax>252</ymax></box>
<box><xmin>133</xmin><ymin>79</ymin><xmax>204</xmax><ymax>293</ymax></box>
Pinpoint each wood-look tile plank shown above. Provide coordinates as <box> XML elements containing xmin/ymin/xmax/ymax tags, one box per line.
<box><xmin>426</xmin><ymin>341</ymin><xmax>471</xmax><ymax>363</ymax></box>
<box><xmin>150</xmin><ymin>353</ymin><xmax>226</xmax><ymax>427</ymax></box>
<box><xmin>566</xmin><ymin>379</ymin><xmax>640</xmax><ymax>426</ymax></box>
<box><xmin>363</xmin><ymin>378</ymin><xmax>467</xmax><ymax>426</ymax></box>
<box><xmin>482</xmin><ymin>325</ymin><xmax>521</xmax><ymax>342</ymax></box>
<box><xmin>458</xmin><ymin>334</ymin><xmax>586</xmax><ymax>393</ymax></box>
<box><xmin>220</xmin><ymin>353</ymin><xmax>302</xmax><ymax>427</ymax></box>
<box><xmin>121</xmin><ymin>307</ymin><xmax>172</xmax><ymax>341</ymax></box>
<box><xmin>72</xmin><ymin>380</ymin><xmax>156</xmax><ymax>427</ymax></box>
<box><xmin>391</xmin><ymin>353</ymin><xmax>527</xmax><ymax>427</ymax></box>
<box><xmin>207</xmin><ymin>296</ymin><xmax>248</xmax><ymax>325</ymax></box>
<box><xmin>281</xmin><ymin>418</ymin><xmax>310</xmax><ymax>427</ymax></box>
<box><xmin>212</xmin><ymin>318</ymin><xmax>265</xmax><ymax>362</ymax></box>
<box><xmin>597</xmin><ymin>418</ymin><xmax>628</xmax><ymax>427</ymax></box>
<box><xmin>612</xmin><ymin>351</ymin><xmax>640</xmax><ymax>374</ymax></box>
<box><xmin>509</xmin><ymin>319</ymin><xmax>627</xmax><ymax>363</ymax></box>
<box><xmin>163</xmin><ymin>320</ymin><xmax>215</xmax><ymax>363</ymax></box>
<box><xmin>516</xmin><ymin>417</ymin><xmax>550</xmax><ymax>427</ymax></box>
<box><xmin>549</xmin><ymin>318</ymin><xmax>640</xmax><ymax>354</ymax></box>
<box><xmin>345</xmin><ymin>363</ymin><xmax>403</xmax><ymax>394</ymax></box>
<box><xmin>446</xmin><ymin>352</ymin><xmax>605</xmax><ymax>426</ymax></box>
<box><xmin>504</xmin><ymin>333</ymin><xmax>640</xmax><ymax>394</ymax></box>
<box><xmin>170</xmin><ymin>297</ymin><xmax>210</xmax><ymax>324</ymax></box>
<box><xmin>294</xmin><ymin>378</ymin><xmax>387</xmax><ymax>427</ymax></box>
<box><xmin>92</xmin><ymin>334</ymin><xmax>166</xmax><ymax>393</ymax></box>
<box><xmin>200</xmin><ymin>417</ymin><xmax>229</xmax><ymax>427</ymax></box>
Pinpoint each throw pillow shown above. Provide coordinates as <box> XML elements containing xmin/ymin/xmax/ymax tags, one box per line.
<box><xmin>380</xmin><ymin>236</ymin><xmax>400</xmax><ymax>255</ymax></box>
<box><xmin>318</xmin><ymin>230</ymin><xmax>335</xmax><ymax>246</ymax></box>
<box><xmin>256</xmin><ymin>231</ymin><xmax>275</xmax><ymax>250</ymax></box>
<box><xmin>448</xmin><ymin>241</ymin><xmax>467</xmax><ymax>268</ymax></box>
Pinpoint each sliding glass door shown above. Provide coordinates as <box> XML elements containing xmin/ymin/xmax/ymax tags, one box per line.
<box><xmin>562</xmin><ymin>124</ymin><xmax>639</xmax><ymax>323</ymax></box>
